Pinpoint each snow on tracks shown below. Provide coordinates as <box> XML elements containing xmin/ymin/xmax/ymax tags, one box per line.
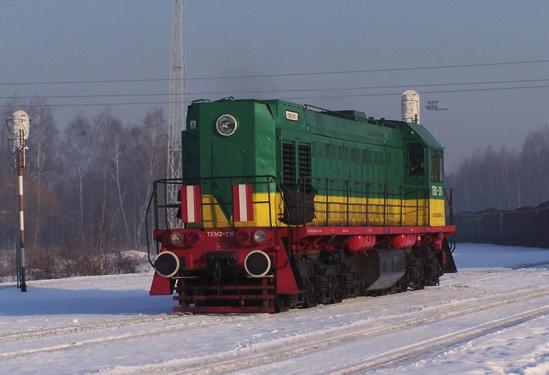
<box><xmin>0</xmin><ymin>314</ymin><xmax>177</xmax><ymax>343</ymax></box>
<box><xmin>104</xmin><ymin>285</ymin><xmax>549</xmax><ymax>375</ymax></box>
<box><xmin>0</xmin><ymin>313</ymin><xmax>253</xmax><ymax>360</ymax></box>
<box><xmin>329</xmin><ymin>306</ymin><xmax>549</xmax><ymax>374</ymax></box>
<box><xmin>1</xmin><ymin>267</ymin><xmax>548</xmax><ymax>374</ymax></box>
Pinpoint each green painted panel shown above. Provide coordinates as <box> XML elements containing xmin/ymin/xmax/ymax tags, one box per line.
<box><xmin>183</xmin><ymin>98</ymin><xmax>445</xmax><ymax>203</ymax></box>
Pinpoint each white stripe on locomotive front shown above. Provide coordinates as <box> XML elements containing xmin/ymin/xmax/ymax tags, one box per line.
<box><xmin>186</xmin><ymin>186</ymin><xmax>195</xmax><ymax>222</ymax></box>
<box><xmin>238</xmin><ymin>184</ymin><xmax>248</xmax><ymax>221</ymax></box>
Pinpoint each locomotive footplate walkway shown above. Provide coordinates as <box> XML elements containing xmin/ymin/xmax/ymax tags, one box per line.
<box><xmin>292</xmin><ymin>225</ymin><xmax>456</xmax><ymax>237</ymax></box>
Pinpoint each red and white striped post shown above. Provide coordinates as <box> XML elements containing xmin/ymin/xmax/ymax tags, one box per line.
<box><xmin>16</xmin><ymin>144</ymin><xmax>27</xmax><ymax>292</ymax></box>
<box><xmin>9</xmin><ymin>110</ymin><xmax>30</xmax><ymax>292</ymax></box>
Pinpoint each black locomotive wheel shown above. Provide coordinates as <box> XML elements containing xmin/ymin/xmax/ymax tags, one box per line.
<box><xmin>407</xmin><ymin>254</ymin><xmax>426</xmax><ymax>290</ymax></box>
<box><xmin>390</xmin><ymin>275</ymin><xmax>409</xmax><ymax>294</ymax></box>
<box><xmin>328</xmin><ymin>273</ymin><xmax>343</xmax><ymax>303</ymax></box>
<box><xmin>319</xmin><ymin>275</ymin><xmax>331</xmax><ymax>304</ymax></box>
<box><xmin>424</xmin><ymin>253</ymin><xmax>442</xmax><ymax>286</ymax></box>
<box><xmin>341</xmin><ymin>273</ymin><xmax>356</xmax><ymax>298</ymax></box>
<box><xmin>414</xmin><ymin>245</ymin><xmax>443</xmax><ymax>287</ymax></box>
<box><xmin>318</xmin><ymin>270</ymin><xmax>343</xmax><ymax>304</ymax></box>
<box><xmin>303</xmin><ymin>276</ymin><xmax>319</xmax><ymax>308</ymax></box>
<box><xmin>275</xmin><ymin>295</ymin><xmax>290</xmax><ymax>313</ymax></box>
<box><xmin>287</xmin><ymin>295</ymin><xmax>299</xmax><ymax>309</ymax></box>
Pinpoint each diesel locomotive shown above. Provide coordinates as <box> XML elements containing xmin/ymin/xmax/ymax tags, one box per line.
<box><xmin>146</xmin><ymin>97</ymin><xmax>456</xmax><ymax>313</ymax></box>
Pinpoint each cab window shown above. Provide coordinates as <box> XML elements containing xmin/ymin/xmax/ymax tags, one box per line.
<box><xmin>431</xmin><ymin>150</ymin><xmax>443</xmax><ymax>182</ymax></box>
<box><xmin>407</xmin><ymin>143</ymin><xmax>424</xmax><ymax>176</ymax></box>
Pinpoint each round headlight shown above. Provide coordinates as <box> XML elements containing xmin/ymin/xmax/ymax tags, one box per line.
<box><xmin>170</xmin><ymin>232</ymin><xmax>184</xmax><ymax>246</ymax></box>
<box><xmin>215</xmin><ymin>114</ymin><xmax>238</xmax><ymax>136</ymax></box>
<box><xmin>253</xmin><ymin>229</ymin><xmax>267</xmax><ymax>244</ymax></box>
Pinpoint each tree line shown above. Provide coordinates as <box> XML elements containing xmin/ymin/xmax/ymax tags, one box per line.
<box><xmin>0</xmin><ymin>100</ymin><xmax>167</xmax><ymax>279</ymax></box>
<box><xmin>446</xmin><ymin>125</ymin><xmax>549</xmax><ymax>213</ymax></box>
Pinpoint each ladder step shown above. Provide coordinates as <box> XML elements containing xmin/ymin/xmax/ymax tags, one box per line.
<box><xmin>180</xmin><ymin>284</ymin><xmax>275</xmax><ymax>292</ymax></box>
<box><xmin>175</xmin><ymin>294</ymin><xmax>275</xmax><ymax>301</ymax></box>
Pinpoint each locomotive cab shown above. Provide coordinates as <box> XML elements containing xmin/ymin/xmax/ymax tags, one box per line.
<box><xmin>402</xmin><ymin>123</ymin><xmax>447</xmax><ymax>226</ymax></box>
<box><xmin>182</xmin><ymin>98</ymin><xmax>279</xmax><ymax>227</ymax></box>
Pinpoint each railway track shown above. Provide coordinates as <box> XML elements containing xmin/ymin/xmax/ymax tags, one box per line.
<box><xmin>0</xmin><ymin>313</ymin><xmax>178</xmax><ymax>343</ymax></box>
<box><xmin>329</xmin><ymin>306</ymin><xmax>549</xmax><ymax>374</ymax></box>
<box><xmin>104</xmin><ymin>286</ymin><xmax>549</xmax><ymax>375</ymax></box>
<box><xmin>0</xmin><ymin>312</ymin><xmax>256</xmax><ymax>359</ymax></box>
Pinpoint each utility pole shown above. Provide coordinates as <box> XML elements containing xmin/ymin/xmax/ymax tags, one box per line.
<box><xmin>425</xmin><ymin>100</ymin><xmax>448</xmax><ymax>144</ymax></box>
<box><xmin>167</xmin><ymin>0</ymin><xmax>186</xmax><ymax>228</ymax></box>
<box><xmin>6</xmin><ymin>110</ymin><xmax>30</xmax><ymax>292</ymax></box>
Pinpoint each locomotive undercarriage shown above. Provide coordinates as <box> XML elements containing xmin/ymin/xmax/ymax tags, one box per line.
<box><xmin>171</xmin><ymin>240</ymin><xmax>449</xmax><ymax>313</ymax></box>
<box><xmin>281</xmin><ymin>244</ymin><xmax>445</xmax><ymax>311</ymax></box>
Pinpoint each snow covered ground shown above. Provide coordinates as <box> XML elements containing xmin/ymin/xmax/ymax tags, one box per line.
<box><xmin>0</xmin><ymin>243</ymin><xmax>548</xmax><ymax>375</ymax></box>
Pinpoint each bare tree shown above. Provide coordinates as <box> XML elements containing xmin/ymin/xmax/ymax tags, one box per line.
<box><xmin>0</xmin><ymin>99</ymin><xmax>174</xmax><ymax>279</ymax></box>
<box><xmin>130</xmin><ymin>110</ymin><xmax>168</xmax><ymax>248</ymax></box>
<box><xmin>95</xmin><ymin>110</ymin><xmax>131</xmax><ymax>247</ymax></box>
<box><xmin>448</xmin><ymin>125</ymin><xmax>549</xmax><ymax>213</ymax></box>
<box><xmin>26</xmin><ymin>102</ymin><xmax>61</xmax><ymax>249</ymax></box>
<box><xmin>63</xmin><ymin>114</ymin><xmax>94</xmax><ymax>240</ymax></box>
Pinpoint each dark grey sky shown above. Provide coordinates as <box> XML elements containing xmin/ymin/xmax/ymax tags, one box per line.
<box><xmin>1</xmin><ymin>0</ymin><xmax>548</xmax><ymax>171</ymax></box>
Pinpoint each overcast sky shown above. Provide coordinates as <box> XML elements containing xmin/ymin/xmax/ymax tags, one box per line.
<box><xmin>1</xmin><ymin>0</ymin><xmax>548</xmax><ymax>171</ymax></box>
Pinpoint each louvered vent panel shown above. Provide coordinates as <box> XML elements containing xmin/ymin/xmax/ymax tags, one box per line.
<box><xmin>282</xmin><ymin>142</ymin><xmax>296</xmax><ymax>188</ymax></box>
<box><xmin>298</xmin><ymin>144</ymin><xmax>311</xmax><ymax>190</ymax></box>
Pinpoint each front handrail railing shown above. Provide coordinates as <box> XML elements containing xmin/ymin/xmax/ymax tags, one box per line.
<box><xmin>290</xmin><ymin>177</ymin><xmax>431</xmax><ymax>228</ymax></box>
<box><xmin>145</xmin><ymin>175</ymin><xmax>282</xmax><ymax>264</ymax></box>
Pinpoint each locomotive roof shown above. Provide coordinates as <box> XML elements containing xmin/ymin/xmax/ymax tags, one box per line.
<box><xmin>191</xmin><ymin>98</ymin><xmax>443</xmax><ymax>150</ymax></box>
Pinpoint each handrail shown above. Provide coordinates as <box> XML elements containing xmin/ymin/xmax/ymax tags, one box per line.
<box><xmin>294</xmin><ymin>176</ymin><xmax>432</xmax><ymax>227</ymax></box>
<box><xmin>145</xmin><ymin>175</ymin><xmax>281</xmax><ymax>257</ymax></box>
<box><xmin>145</xmin><ymin>182</ymin><xmax>158</xmax><ymax>267</ymax></box>
<box><xmin>445</xmin><ymin>187</ymin><xmax>455</xmax><ymax>225</ymax></box>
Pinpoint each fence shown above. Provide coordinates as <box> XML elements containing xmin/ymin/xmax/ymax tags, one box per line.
<box><xmin>455</xmin><ymin>201</ymin><xmax>549</xmax><ymax>248</ymax></box>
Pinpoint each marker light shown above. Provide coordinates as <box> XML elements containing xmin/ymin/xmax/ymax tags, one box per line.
<box><xmin>253</xmin><ymin>229</ymin><xmax>267</xmax><ymax>244</ymax></box>
<box><xmin>170</xmin><ymin>232</ymin><xmax>184</xmax><ymax>246</ymax></box>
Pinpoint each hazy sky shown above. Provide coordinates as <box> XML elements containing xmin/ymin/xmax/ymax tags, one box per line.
<box><xmin>1</xmin><ymin>0</ymin><xmax>548</xmax><ymax>171</ymax></box>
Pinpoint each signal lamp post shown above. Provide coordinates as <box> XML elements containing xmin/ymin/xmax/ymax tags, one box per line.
<box><xmin>6</xmin><ymin>110</ymin><xmax>30</xmax><ymax>292</ymax></box>
<box><xmin>425</xmin><ymin>100</ymin><xmax>448</xmax><ymax>144</ymax></box>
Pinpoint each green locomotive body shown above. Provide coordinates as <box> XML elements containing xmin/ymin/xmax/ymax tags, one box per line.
<box><xmin>183</xmin><ymin>98</ymin><xmax>446</xmax><ymax>228</ymax></box>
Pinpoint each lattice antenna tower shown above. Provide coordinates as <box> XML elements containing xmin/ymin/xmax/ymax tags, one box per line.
<box><xmin>167</xmin><ymin>0</ymin><xmax>185</xmax><ymax>227</ymax></box>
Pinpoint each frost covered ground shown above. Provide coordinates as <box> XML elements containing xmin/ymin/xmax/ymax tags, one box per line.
<box><xmin>0</xmin><ymin>243</ymin><xmax>548</xmax><ymax>375</ymax></box>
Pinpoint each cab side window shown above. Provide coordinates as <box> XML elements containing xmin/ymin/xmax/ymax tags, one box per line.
<box><xmin>407</xmin><ymin>143</ymin><xmax>425</xmax><ymax>176</ymax></box>
<box><xmin>431</xmin><ymin>150</ymin><xmax>443</xmax><ymax>182</ymax></box>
